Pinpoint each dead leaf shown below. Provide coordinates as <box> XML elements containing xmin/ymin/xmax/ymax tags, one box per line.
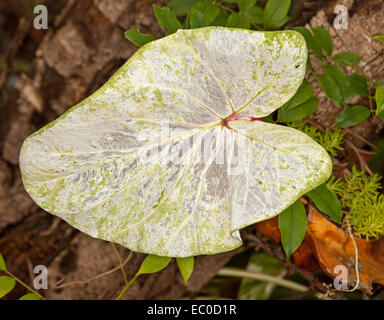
<box><xmin>308</xmin><ymin>207</ymin><xmax>384</xmax><ymax>294</ymax></box>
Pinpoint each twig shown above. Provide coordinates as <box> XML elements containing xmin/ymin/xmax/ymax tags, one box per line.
<box><xmin>304</xmin><ymin>119</ymin><xmax>326</xmax><ymax>133</ymax></box>
<box><xmin>327</xmin><ymin>216</ymin><xmax>360</xmax><ymax>294</ymax></box>
<box><xmin>4</xmin><ymin>270</ymin><xmax>46</xmax><ymax>300</ymax></box>
<box><xmin>345</xmin><ymin>140</ymin><xmax>373</xmax><ymax>175</ymax></box>
<box><xmin>111</xmin><ymin>243</ymin><xmax>128</xmax><ymax>284</ymax></box>
<box><xmin>53</xmin><ymin>251</ymin><xmax>133</xmax><ymax>289</ymax></box>
<box><xmin>245</xmin><ymin>233</ymin><xmax>330</xmax><ymax>294</ymax></box>
<box><xmin>217</xmin><ymin>267</ymin><xmax>309</xmax><ymax>293</ymax></box>
<box><xmin>343</xmin><ymin>128</ymin><xmax>378</xmax><ymax>150</ymax></box>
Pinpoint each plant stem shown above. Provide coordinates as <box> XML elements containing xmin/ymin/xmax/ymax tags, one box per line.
<box><xmin>217</xmin><ymin>267</ymin><xmax>309</xmax><ymax>293</ymax></box>
<box><xmin>351</xmin><ymin>64</ymin><xmax>373</xmax><ymax>84</ymax></box>
<box><xmin>368</xmin><ymin>94</ymin><xmax>374</xmax><ymax>114</ymax></box>
<box><xmin>5</xmin><ymin>270</ymin><xmax>46</xmax><ymax>300</ymax></box>
<box><xmin>111</xmin><ymin>243</ymin><xmax>128</xmax><ymax>284</ymax></box>
<box><xmin>115</xmin><ymin>275</ymin><xmax>138</xmax><ymax>300</ymax></box>
<box><xmin>212</xmin><ymin>0</ymin><xmax>235</xmax><ymax>14</ymax></box>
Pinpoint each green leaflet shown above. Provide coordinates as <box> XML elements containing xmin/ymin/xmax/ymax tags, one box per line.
<box><xmin>136</xmin><ymin>255</ymin><xmax>171</xmax><ymax>275</ymax></box>
<box><xmin>167</xmin><ymin>0</ymin><xmax>201</xmax><ymax>16</ymax></box>
<box><xmin>278</xmin><ymin>200</ymin><xmax>307</xmax><ymax>260</ymax></box>
<box><xmin>153</xmin><ymin>5</ymin><xmax>183</xmax><ymax>35</ymax></box>
<box><xmin>373</xmin><ymin>35</ymin><xmax>384</xmax><ymax>45</ymax></box>
<box><xmin>19</xmin><ymin>293</ymin><xmax>41</xmax><ymax>300</ymax></box>
<box><xmin>293</xmin><ymin>26</ymin><xmax>323</xmax><ymax>60</ymax></box>
<box><xmin>176</xmin><ymin>256</ymin><xmax>195</xmax><ymax>283</ymax></box>
<box><xmin>227</xmin><ymin>12</ymin><xmax>250</xmax><ymax>29</ymax></box>
<box><xmin>263</xmin><ymin>0</ymin><xmax>291</xmax><ymax>29</ymax></box>
<box><xmin>238</xmin><ymin>0</ymin><xmax>257</xmax><ymax>12</ymax></box>
<box><xmin>376</xmin><ymin>85</ymin><xmax>384</xmax><ymax>120</ymax></box>
<box><xmin>349</xmin><ymin>74</ymin><xmax>369</xmax><ymax>98</ymax></box>
<box><xmin>0</xmin><ymin>253</ymin><xmax>5</xmax><ymax>271</ymax></box>
<box><xmin>0</xmin><ymin>276</ymin><xmax>15</xmax><ymax>299</ymax></box>
<box><xmin>323</xmin><ymin>65</ymin><xmax>351</xmax><ymax>106</ymax></box>
<box><xmin>335</xmin><ymin>105</ymin><xmax>370</xmax><ymax>128</ymax></box>
<box><xmin>189</xmin><ymin>0</ymin><xmax>220</xmax><ymax>28</ymax></box>
<box><xmin>312</xmin><ymin>27</ymin><xmax>332</xmax><ymax>56</ymax></box>
<box><xmin>20</xmin><ymin>27</ymin><xmax>331</xmax><ymax>257</ymax></box>
<box><xmin>124</xmin><ymin>29</ymin><xmax>155</xmax><ymax>47</ymax></box>
<box><xmin>333</xmin><ymin>52</ymin><xmax>360</xmax><ymax>66</ymax></box>
<box><xmin>306</xmin><ymin>183</ymin><xmax>342</xmax><ymax>223</ymax></box>
<box><xmin>278</xmin><ymin>80</ymin><xmax>318</xmax><ymax>122</ymax></box>
<box><xmin>240</xmin><ymin>6</ymin><xmax>263</xmax><ymax>25</ymax></box>
<box><xmin>315</xmin><ymin>74</ymin><xmax>342</xmax><ymax>106</ymax></box>
<box><xmin>374</xmin><ymin>78</ymin><xmax>384</xmax><ymax>89</ymax></box>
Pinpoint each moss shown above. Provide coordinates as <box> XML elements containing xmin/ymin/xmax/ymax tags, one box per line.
<box><xmin>327</xmin><ymin>167</ymin><xmax>384</xmax><ymax>239</ymax></box>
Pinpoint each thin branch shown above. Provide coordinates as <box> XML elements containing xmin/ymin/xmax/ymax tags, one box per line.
<box><xmin>4</xmin><ymin>270</ymin><xmax>46</xmax><ymax>300</ymax></box>
<box><xmin>343</xmin><ymin>128</ymin><xmax>378</xmax><ymax>150</ymax></box>
<box><xmin>217</xmin><ymin>267</ymin><xmax>309</xmax><ymax>293</ymax></box>
<box><xmin>345</xmin><ymin>140</ymin><xmax>373</xmax><ymax>175</ymax></box>
<box><xmin>54</xmin><ymin>251</ymin><xmax>133</xmax><ymax>289</ymax></box>
<box><xmin>111</xmin><ymin>243</ymin><xmax>128</xmax><ymax>284</ymax></box>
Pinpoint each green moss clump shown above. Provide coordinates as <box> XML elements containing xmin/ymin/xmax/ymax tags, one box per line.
<box><xmin>327</xmin><ymin>167</ymin><xmax>384</xmax><ymax>239</ymax></box>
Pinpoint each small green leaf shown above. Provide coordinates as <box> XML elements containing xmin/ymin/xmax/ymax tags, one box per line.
<box><xmin>349</xmin><ymin>74</ymin><xmax>369</xmax><ymax>98</ymax></box>
<box><xmin>282</xmin><ymin>96</ymin><xmax>318</xmax><ymax>122</ymax></box>
<box><xmin>373</xmin><ymin>78</ymin><xmax>384</xmax><ymax>89</ymax></box>
<box><xmin>315</xmin><ymin>74</ymin><xmax>342</xmax><ymax>106</ymax></box>
<box><xmin>278</xmin><ymin>200</ymin><xmax>307</xmax><ymax>261</ymax></box>
<box><xmin>19</xmin><ymin>293</ymin><xmax>41</xmax><ymax>300</ymax></box>
<box><xmin>0</xmin><ymin>276</ymin><xmax>16</xmax><ymax>299</ymax></box>
<box><xmin>323</xmin><ymin>65</ymin><xmax>351</xmax><ymax>106</ymax></box>
<box><xmin>312</xmin><ymin>26</ymin><xmax>333</xmax><ymax>56</ymax></box>
<box><xmin>306</xmin><ymin>183</ymin><xmax>342</xmax><ymax>223</ymax></box>
<box><xmin>136</xmin><ymin>255</ymin><xmax>172</xmax><ymax>276</ymax></box>
<box><xmin>306</xmin><ymin>55</ymin><xmax>313</xmax><ymax>72</ymax></box>
<box><xmin>226</xmin><ymin>12</ymin><xmax>250</xmax><ymax>29</ymax></box>
<box><xmin>335</xmin><ymin>105</ymin><xmax>370</xmax><ymax>128</ymax></box>
<box><xmin>333</xmin><ymin>52</ymin><xmax>360</xmax><ymax>66</ymax></box>
<box><xmin>278</xmin><ymin>80</ymin><xmax>318</xmax><ymax>122</ymax></box>
<box><xmin>375</xmin><ymin>85</ymin><xmax>384</xmax><ymax>120</ymax></box>
<box><xmin>190</xmin><ymin>0</ymin><xmax>220</xmax><ymax>28</ymax></box>
<box><xmin>241</xmin><ymin>6</ymin><xmax>263</xmax><ymax>25</ymax></box>
<box><xmin>373</xmin><ymin>35</ymin><xmax>384</xmax><ymax>45</ymax></box>
<box><xmin>259</xmin><ymin>113</ymin><xmax>274</xmax><ymax>123</ymax></box>
<box><xmin>293</xmin><ymin>26</ymin><xmax>323</xmax><ymax>60</ymax></box>
<box><xmin>176</xmin><ymin>257</ymin><xmax>194</xmax><ymax>283</ymax></box>
<box><xmin>190</xmin><ymin>7</ymin><xmax>206</xmax><ymax>28</ymax></box>
<box><xmin>211</xmin><ymin>9</ymin><xmax>229</xmax><ymax>26</ymax></box>
<box><xmin>263</xmin><ymin>0</ymin><xmax>291</xmax><ymax>29</ymax></box>
<box><xmin>238</xmin><ymin>0</ymin><xmax>257</xmax><ymax>12</ymax></box>
<box><xmin>124</xmin><ymin>29</ymin><xmax>155</xmax><ymax>47</ymax></box>
<box><xmin>0</xmin><ymin>253</ymin><xmax>6</xmax><ymax>271</ymax></box>
<box><xmin>184</xmin><ymin>11</ymin><xmax>191</xmax><ymax>28</ymax></box>
<box><xmin>153</xmin><ymin>5</ymin><xmax>183</xmax><ymax>35</ymax></box>
<box><xmin>287</xmin><ymin>80</ymin><xmax>314</xmax><ymax>107</ymax></box>
<box><xmin>167</xmin><ymin>0</ymin><xmax>201</xmax><ymax>16</ymax></box>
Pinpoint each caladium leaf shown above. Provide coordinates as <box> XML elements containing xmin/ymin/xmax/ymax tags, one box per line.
<box><xmin>19</xmin><ymin>27</ymin><xmax>331</xmax><ymax>257</ymax></box>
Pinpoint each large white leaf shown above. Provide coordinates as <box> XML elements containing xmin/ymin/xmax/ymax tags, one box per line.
<box><xmin>19</xmin><ymin>27</ymin><xmax>331</xmax><ymax>257</ymax></box>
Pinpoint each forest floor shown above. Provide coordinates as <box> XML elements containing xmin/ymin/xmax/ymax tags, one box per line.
<box><xmin>1</xmin><ymin>0</ymin><xmax>384</xmax><ymax>300</ymax></box>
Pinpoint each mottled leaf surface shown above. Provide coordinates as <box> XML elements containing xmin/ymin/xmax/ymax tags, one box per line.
<box><xmin>20</xmin><ymin>27</ymin><xmax>331</xmax><ymax>257</ymax></box>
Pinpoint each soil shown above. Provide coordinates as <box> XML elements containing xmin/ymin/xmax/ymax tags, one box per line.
<box><xmin>0</xmin><ymin>0</ymin><xmax>383</xmax><ymax>299</ymax></box>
